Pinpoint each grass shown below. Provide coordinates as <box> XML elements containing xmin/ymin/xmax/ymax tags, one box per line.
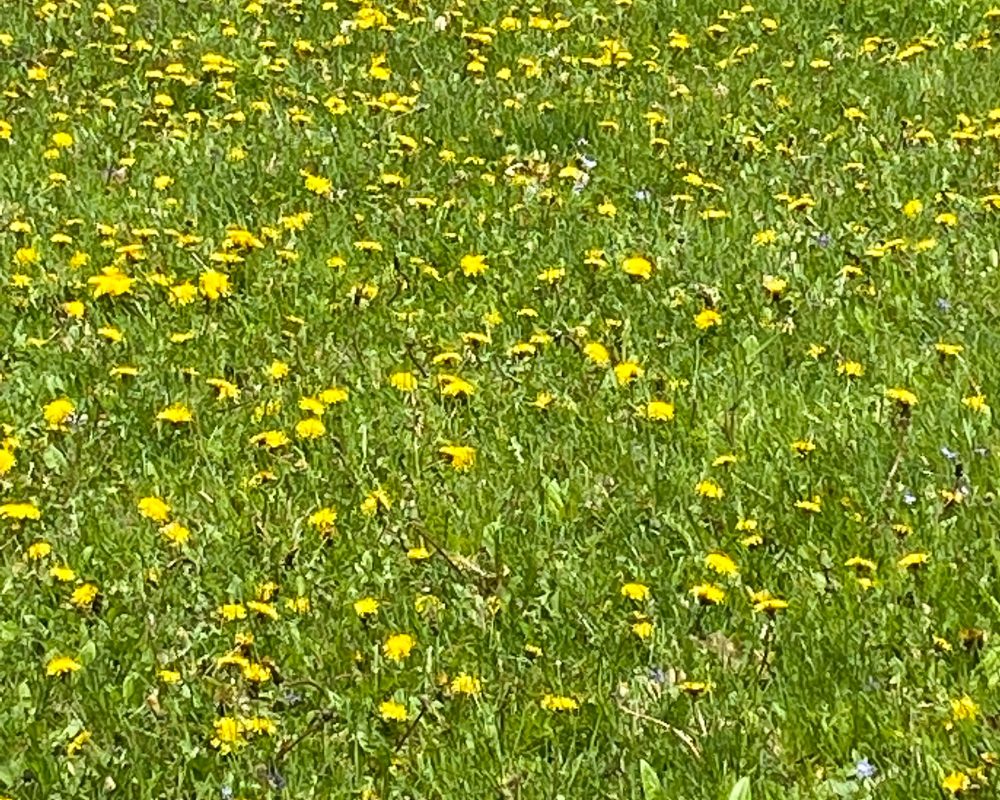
<box><xmin>3</xmin><ymin>0</ymin><xmax>1000</xmax><ymax>798</ymax></box>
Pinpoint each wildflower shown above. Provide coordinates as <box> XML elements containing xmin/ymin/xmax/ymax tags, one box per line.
<box><xmin>614</xmin><ymin>361</ymin><xmax>643</xmax><ymax>385</ymax></box>
<box><xmin>217</xmin><ymin>603</ymin><xmax>247</xmax><ymax>621</ymax></box>
<box><xmin>439</xmin><ymin>444</ymin><xmax>476</xmax><ymax>471</ymax></box>
<box><xmin>379</xmin><ymin>701</ymin><xmax>408</xmax><ymax>722</ymax></box>
<box><xmin>941</xmin><ymin>771</ymin><xmax>971</xmax><ymax>794</ymax></box>
<box><xmin>211</xmin><ymin>717</ymin><xmax>246</xmax><ymax>753</ymax></box>
<box><xmin>304</xmin><ymin>173</ymin><xmax>332</xmax><ymax>195</ymax></box>
<box><xmin>935</xmin><ymin>342</ymin><xmax>963</xmax><ymax>357</ymax></box>
<box><xmin>43</xmin><ymin>398</ymin><xmax>75</xmax><ymax>429</ymax></box>
<box><xmin>762</xmin><ymin>275</ymin><xmax>787</xmax><ymax>296</ymax></box>
<box><xmin>750</xmin><ymin>590</ymin><xmax>788</xmax><ymax>614</ymax></box>
<box><xmin>27</xmin><ymin>541</ymin><xmax>51</xmax><ymax>560</ymax></box>
<box><xmin>160</xmin><ymin>522</ymin><xmax>190</xmax><ymax>545</ymax></box>
<box><xmin>50</xmin><ymin>565</ymin><xmax>76</xmax><ymax>582</ymax></box>
<box><xmin>583</xmin><ymin>342</ymin><xmax>611</xmax><ymax>365</ymax></box>
<box><xmin>199</xmin><ymin>269</ymin><xmax>231</xmax><ymax>299</ymax></box>
<box><xmin>621</xmin><ymin>582</ymin><xmax>650</xmax><ymax>601</ymax></box>
<box><xmin>705</xmin><ymin>552</ymin><xmax>738</xmax><ymax>575</ymax></box>
<box><xmin>308</xmin><ymin>507</ymin><xmax>337</xmax><ymax>533</ymax></box>
<box><xmin>450</xmin><ymin>673</ymin><xmax>483</xmax><ymax>696</ymax></box>
<box><xmin>268</xmin><ymin>360</ymin><xmax>290</xmax><ymax>380</ymax></box>
<box><xmin>46</xmin><ymin>655</ymin><xmax>82</xmax><ymax>676</ymax></box>
<box><xmin>621</xmin><ymin>255</ymin><xmax>653</xmax><ymax>280</ymax></box>
<box><xmin>66</xmin><ymin>730</ymin><xmax>91</xmax><ymax>757</ymax></box>
<box><xmin>295</xmin><ymin>418</ymin><xmax>326</xmax><ymax>439</ymax></box>
<box><xmin>70</xmin><ymin>583</ymin><xmax>99</xmax><ymax>608</ymax></box>
<box><xmin>898</xmin><ymin>552</ymin><xmax>929</xmax><ymax>570</ymax></box>
<box><xmin>854</xmin><ymin>759</ymin><xmax>877</xmax><ymax>780</ymax></box>
<box><xmin>138</xmin><ymin>496</ymin><xmax>171</xmax><ymax>522</ymax></box>
<box><xmin>157</xmin><ymin>403</ymin><xmax>193</xmax><ymax>424</ymax></box>
<box><xmin>885</xmin><ymin>387</ymin><xmax>918</xmax><ymax>407</ymax></box>
<box><xmin>641</xmin><ymin>401</ymin><xmax>675</xmax><ymax>421</ymax></box>
<box><xmin>695</xmin><ymin>480</ymin><xmax>724</xmax><ymax>499</ymax></box>
<box><xmin>0</xmin><ymin>502</ymin><xmax>41</xmax><ymax>520</ymax></box>
<box><xmin>691</xmin><ymin>583</ymin><xmax>726</xmax><ymax>605</ymax></box>
<box><xmin>902</xmin><ymin>198</ymin><xmax>924</xmax><ymax>217</ymax></box>
<box><xmin>838</xmin><ymin>360</ymin><xmax>864</xmax><ymax>377</ymax></box>
<box><xmin>631</xmin><ymin>620</ymin><xmax>654</xmax><ymax>639</ymax></box>
<box><xmin>963</xmin><ymin>394</ymin><xmax>989</xmax><ymax>413</ymax></box>
<box><xmin>242</xmin><ymin>662</ymin><xmax>272</xmax><ymax>683</ymax></box>
<box><xmin>951</xmin><ymin>695</ymin><xmax>979</xmax><ymax>721</ymax></box>
<box><xmin>693</xmin><ymin>309</ymin><xmax>722</xmax><ymax>330</ymax></box>
<box><xmin>541</xmin><ymin>694</ymin><xmax>579</xmax><ymax>712</ymax></box>
<box><xmin>440</xmin><ymin>375</ymin><xmax>475</xmax><ymax>398</ymax></box>
<box><xmin>383</xmin><ymin>633</ymin><xmax>416</xmax><ymax>662</ymax></box>
<box><xmin>250</xmin><ymin>430</ymin><xmax>289</xmax><ymax>448</ymax></box>
<box><xmin>390</xmin><ymin>371</ymin><xmax>418</xmax><ymax>391</ymax></box>
<box><xmin>88</xmin><ymin>266</ymin><xmax>133</xmax><ymax>297</ymax></box>
<box><xmin>158</xmin><ymin>669</ymin><xmax>182</xmax><ymax>684</ymax></box>
<box><xmin>62</xmin><ymin>300</ymin><xmax>85</xmax><ymax>318</ymax></box>
<box><xmin>353</xmin><ymin>597</ymin><xmax>379</xmax><ymax>618</ymax></box>
<box><xmin>795</xmin><ymin>496</ymin><xmax>822</xmax><ymax>513</ymax></box>
<box><xmin>206</xmin><ymin>378</ymin><xmax>240</xmax><ymax>401</ymax></box>
<box><xmin>460</xmin><ymin>253</ymin><xmax>488</xmax><ymax>276</ymax></box>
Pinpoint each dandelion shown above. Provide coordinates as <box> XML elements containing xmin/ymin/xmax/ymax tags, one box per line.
<box><xmin>541</xmin><ymin>694</ymin><xmax>579</xmax><ymax>712</ymax></box>
<box><xmin>353</xmin><ymin>597</ymin><xmax>379</xmax><ymax>618</ymax></box>
<box><xmin>304</xmin><ymin>173</ymin><xmax>332</xmax><ymax>195</ymax></box>
<box><xmin>705</xmin><ymin>552</ymin><xmax>738</xmax><ymax>575</ymax></box>
<box><xmin>450</xmin><ymin>673</ymin><xmax>483</xmax><ymax>696</ymax></box>
<box><xmin>70</xmin><ymin>583</ymin><xmax>99</xmax><ymax>609</ymax></box>
<box><xmin>46</xmin><ymin>656</ymin><xmax>82</xmax><ymax>676</ymax></box>
<box><xmin>583</xmin><ymin>342</ymin><xmax>610</xmax><ymax>365</ymax></box>
<box><xmin>695</xmin><ymin>480</ymin><xmax>724</xmax><ymax>499</ymax></box>
<box><xmin>383</xmin><ymin>633</ymin><xmax>416</xmax><ymax>662</ymax></box>
<box><xmin>211</xmin><ymin>717</ymin><xmax>246</xmax><ymax>753</ymax></box>
<box><xmin>43</xmin><ymin>398</ymin><xmax>75</xmax><ymax>429</ymax></box>
<box><xmin>614</xmin><ymin>361</ymin><xmax>643</xmax><ymax>385</ymax></box>
<box><xmin>762</xmin><ymin>275</ymin><xmax>787</xmax><ymax>296</ymax></box>
<box><xmin>157</xmin><ymin>403</ymin><xmax>193</xmax><ymax>424</ymax></box>
<box><xmin>379</xmin><ymin>701</ymin><xmax>408</xmax><ymax>722</ymax></box>
<box><xmin>439</xmin><ymin>445</ymin><xmax>476</xmax><ymax>470</ymax></box>
<box><xmin>0</xmin><ymin>502</ymin><xmax>41</xmax><ymax>520</ymax></box>
<box><xmin>460</xmin><ymin>253</ymin><xmax>488</xmax><ymax>276</ymax></box>
<box><xmin>885</xmin><ymin>387</ymin><xmax>918</xmax><ymax>407</ymax></box>
<box><xmin>963</xmin><ymin>394</ymin><xmax>989</xmax><ymax>413</ymax></box>
<box><xmin>795</xmin><ymin>496</ymin><xmax>822</xmax><ymax>513</ymax></box>
<box><xmin>295</xmin><ymin>418</ymin><xmax>326</xmax><ymax>439</ymax></box>
<box><xmin>621</xmin><ymin>255</ymin><xmax>653</xmax><ymax>280</ymax></box>
<box><xmin>951</xmin><ymin>695</ymin><xmax>979</xmax><ymax>721</ymax></box>
<box><xmin>838</xmin><ymin>360</ymin><xmax>864</xmax><ymax>378</ymax></box>
<box><xmin>390</xmin><ymin>371</ymin><xmax>418</xmax><ymax>391</ymax></box>
<box><xmin>88</xmin><ymin>266</ymin><xmax>133</xmax><ymax>297</ymax></box>
<box><xmin>750</xmin><ymin>590</ymin><xmax>788</xmax><ymax>614</ymax></box>
<box><xmin>621</xmin><ymin>582</ymin><xmax>650</xmax><ymax>601</ymax></box>
<box><xmin>898</xmin><ymin>552</ymin><xmax>929</xmax><ymax>571</ymax></box>
<box><xmin>138</xmin><ymin>496</ymin><xmax>170</xmax><ymax>522</ymax></box>
<box><xmin>941</xmin><ymin>771</ymin><xmax>971</xmax><ymax>794</ymax></box>
<box><xmin>641</xmin><ymin>401</ymin><xmax>675</xmax><ymax>421</ymax></box>
<box><xmin>693</xmin><ymin>309</ymin><xmax>722</xmax><ymax>330</ymax></box>
<box><xmin>308</xmin><ymin>507</ymin><xmax>337</xmax><ymax>533</ymax></box>
<box><xmin>66</xmin><ymin>730</ymin><xmax>91</xmax><ymax>757</ymax></box>
<box><xmin>691</xmin><ymin>583</ymin><xmax>726</xmax><ymax>605</ymax></box>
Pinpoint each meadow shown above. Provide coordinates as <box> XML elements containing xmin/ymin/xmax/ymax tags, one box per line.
<box><xmin>3</xmin><ymin>0</ymin><xmax>1000</xmax><ymax>797</ymax></box>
